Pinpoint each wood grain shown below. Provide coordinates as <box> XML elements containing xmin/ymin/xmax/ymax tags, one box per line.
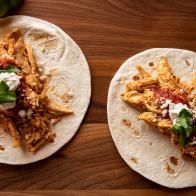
<box><xmin>0</xmin><ymin>190</ymin><xmax>196</xmax><ymax>196</ymax></box>
<box><xmin>0</xmin><ymin>0</ymin><xmax>195</xmax><ymax>194</ymax></box>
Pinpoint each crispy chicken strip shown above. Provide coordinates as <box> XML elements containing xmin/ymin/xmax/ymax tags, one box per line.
<box><xmin>44</xmin><ymin>97</ymin><xmax>73</xmax><ymax>115</ymax></box>
<box><xmin>126</xmin><ymin>76</ymin><xmax>158</xmax><ymax>92</ymax></box>
<box><xmin>156</xmin><ymin>57</ymin><xmax>179</xmax><ymax>87</ymax></box>
<box><xmin>157</xmin><ymin>119</ymin><xmax>172</xmax><ymax>135</ymax></box>
<box><xmin>4</xmin><ymin>28</ymin><xmax>21</xmax><ymax>42</ymax></box>
<box><xmin>0</xmin><ymin>41</ymin><xmax>8</xmax><ymax>55</ymax></box>
<box><xmin>182</xmin><ymin>145</ymin><xmax>196</xmax><ymax>159</ymax></box>
<box><xmin>139</xmin><ymin>112</ymin><xmax>172</xmax><ymax>135</ymax></box>
<box><xmin>122</xmin><ymin>91</ymin><xmax>146</xmax><ymax>110</ymax></box>
<box><xmin>157</xmin><ymin>119</ymin><xmax>172</xmax><ymax>129</ymax></box>
<box><xmin>26</xmin><ymin>45</ymin><xmax>38</xmax><ymax>74</ymax></box>
<box><xmin>144</xmin><ymin>103</ymin><xmax>162</xmax><ymax>114</ymax></box>
<box><xmin>0</xmin><ymin>116</ymin><xmax>21</xmax><ymax>147</ymax></box>
<box><xmin>25</xmin><ymin>74</ymin><xmax>43</xmax><ymax>90</ymax></box>
<box><xmin>138</xmin><ymin>112</ymin><xmax>158</xmax><ymax>126</ymax></box>
<box><xmin>122</xmin><ymin>90</ymin><xmax>161</xmax><ymax>114</ymax></box>
<box><xmin>136</xmin><ymin>65</ymin><xmax>151</xmax><ymax>78</ymax></box>
<box><xmin>28</xmin><ymin>138</ymin><xmax>47</xmax><ymax>153</ymax></box>
<box><xmin>39</xmin><ymin>84</ymin><xmax>49</xmax><ymax>100</ymax></box>
<box><xmin>7</xmin><ymin>38</ymin><xmax>15</xmax><ymax>55</ymax></box>
<box><xmin>14</xmin><ymin>37</ymin><xmax>31</xmax><ymax>73</ymax></box>
<box><xmin>6</xmin><ymin>119</ymin><xmax>21</xmax><ymax>147</ymax></box>
<box><xmin>1</xmin><ymin>28</ymin><xmax>21</xmax><ymax>55</ymax></box>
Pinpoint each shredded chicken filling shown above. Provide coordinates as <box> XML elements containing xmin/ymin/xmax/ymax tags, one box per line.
<box><xmin>0</xmin><ymin>29</ymin><xmax>73</xmax><ymax>152</ymax></box>
<box><xmin>121</xmin><ymin>57</ymin><xmax>196</xmax><ymax>159</ymax></box>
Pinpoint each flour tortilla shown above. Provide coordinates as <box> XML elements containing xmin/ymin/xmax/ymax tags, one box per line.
<box><xmin>0</xmin><ymin>15</ymin><xmax>91</xmax><ymax>164</ymax></box>
<box><xmin>107</xmin><ymin>48</ymin><xmax>196</xmax><ymax>188</ymax></box>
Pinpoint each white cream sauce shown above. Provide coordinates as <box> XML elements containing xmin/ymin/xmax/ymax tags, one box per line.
<box><xmin>168</xmin><ymin>103</ymin><xmax>190</xmax><ymax>124</ymax></box>
<box><xmin>0</xmin><ymin>72</ymin><xmax>21</xmax><ymax>91</ymax></box>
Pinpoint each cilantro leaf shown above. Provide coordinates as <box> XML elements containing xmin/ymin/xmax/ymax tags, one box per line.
<box><xmin>177</xmin><ymin>118</ymin><xmax>188</xmax><ymax>129</ymax></box>
<box><xmin>193</xmin><ymin>125</ymin><xmax>196</xmax><ymax>132</ymax></box>
<box><xmin>179</xmin><ymin>130</ymin><xmax>186</xmax><ymax>146</ymax></box>
<box><xmin>0</xmin><ymin>82</ymin><xmax>16</xmax><ymax>103</ymax></box>
<box><xmin>185</xmin><ymin>126</ymin><xmax>193</xmax><ymax>138</ymax></box>
<box><xmin>172</xmin><ymin>124</ymin><xmax>186</xmax><ymax>146</ymax></box>
<box><xmin>179</xmin><ymin>108</ymin><xmax>192</xmax><ymax>120</ymax></box>
<box><xmin>172</xmin><ymin>108</ymin><xmax>194</xmax><ymax>146</ymax></box>
<box><xmin>172</xmin><ymin>124</ymin><xmax>182</xmax><ymax>134</ymax></box>
<box><xmin>0</xmin><ymin>65</ymin><xmax>19</xmax><ymax>73</ymax></box>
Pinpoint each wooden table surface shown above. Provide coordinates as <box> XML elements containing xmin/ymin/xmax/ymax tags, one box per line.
<box><xmin>0</xmin><ymin>0</ymin><xmax>196</xmax><ymax>195</ymax></box>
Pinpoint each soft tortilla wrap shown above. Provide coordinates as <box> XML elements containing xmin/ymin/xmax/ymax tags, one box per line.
<box><xmin>0</xmin><ymin>15</ymin><xmax>91</xmax><ymax>164</ymax></box>
<box><xmin>107</xmin><ymin>48</ymin><xmax>196</xmax><ymax>188</ymax></box>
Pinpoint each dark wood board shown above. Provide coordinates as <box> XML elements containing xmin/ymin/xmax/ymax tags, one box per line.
<box><xmin>0</xmin><ymin>0</ymin><xmax>195</xmax><ymax>195</ymax></box>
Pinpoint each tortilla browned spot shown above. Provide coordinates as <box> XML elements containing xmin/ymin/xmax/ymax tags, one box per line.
<box><xmin>149</xmin><ymin>62</ymin><xmax>154</xmax><ymax>67</ymax></box>
<box><xmin>166</xmin><ymin>163</ymin><xmax>175</xmax><ymax>175</ymax></box>
<box><xmin>121</xmin><ymin>119</ymin><xmax>132</xmax><ymax>128</ymax></box>
<box><xmin>132</xmin><ymin>75</ymin><xmax>140</xmax><ymax>81</ymax></box>
<box><xmin>0</xmin><ymin>145</ymin><xmax>4</xmax><ymax>151</ymax></box>
<box><xmin>170</xmin><ymin>156</ymin><xmax>178</xmax><ymax>166</ymax></box>
<box><xmin>133</xmin><ymin>129</ymin><xmax>140</xmax><ymax>136</ymax></box>
<box><xmin>130</xmin><ymin>157</ymin><xmax>138</xmax><ymax>164</ymax></box>
<box><xmin>61</xmin><ymin>90</ymin><xmax>73</xmax><ymax>104</ymax></box>
<box><xmin>185</xmin><ymin>59</ymin><xmax>191</xmax><ymax>66</ymax></box>
<box><xmin>38</xmin><ymin>39</ymin><xmax>58</xmax><ymax>53</ymax></box>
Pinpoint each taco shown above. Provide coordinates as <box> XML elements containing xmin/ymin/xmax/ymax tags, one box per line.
<box><xmin>0</xmin><ymin>16</ymin><xmax>91</xmax><ymax>164</ymax></box>
<box><xmin>107</xmin><ymin>48</ymin><xmax>195</xmax><ymax>188</ymax></box>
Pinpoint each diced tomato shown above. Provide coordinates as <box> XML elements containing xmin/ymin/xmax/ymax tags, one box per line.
<box><xmin>0</xmin><ymin>56</ymin><xmax>15</xmax><ymax>68</ymax></box>
<box><xmin>151</xmin><ymin>87</ymin><xmax>187</xmax><ymax>104</ymax></box>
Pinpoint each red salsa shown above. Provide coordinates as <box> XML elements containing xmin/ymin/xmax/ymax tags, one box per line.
<box><xmin>151</xmin><ymin>87</ymin><xmax>187</xmax><ymax>104</ymax></box>
<box><xmin>0</xmin><ymin>56</ymin><xmax>15</xmax><ymax>68</ymax></box>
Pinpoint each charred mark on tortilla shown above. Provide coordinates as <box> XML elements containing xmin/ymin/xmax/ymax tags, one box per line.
<box><xmin>185</xmin><ymin>59</ymin><xmax>191</xmax><ymax>67</ymax></box>
<box><xmin>30</xmin><ymin>32</ymin><xmax>51</xmax><ymax>41</ymax></box>
<box><xmin>121</xmin><ymin>119</ymin><xmax>132</xmax><ymax>128</ymax></box>
<box><xmin>133</xmin><ymin>128</ymin><xmax>140</xmax><ymax>137</ymax></box>
<box><xmin>166</xmin><ymin>163</ymin><xmax>175</xmax><ymax>175</ymax></box>
<box><xmin>169</xmin><ymin>156</ymin><xmax>178</xmax><ymax>166</ymax></box>
<box><xmin>148</xmin><ymin>62</ymin><xmax>154</xmax><ymax>67</ymax></box>
<box><xmin>132</xmin><ymin>75</ymin><xmax>140</xmax><ymax>81</ymax></box>
<box><xmin>0</xmin><ymin>145</ymin><xmax>4</xmax><ymax>151</ymax></box>
<box><xmin>130</xmin><ymin>157</ymin><xmax>138</xmax><ymax>164</ymax></box>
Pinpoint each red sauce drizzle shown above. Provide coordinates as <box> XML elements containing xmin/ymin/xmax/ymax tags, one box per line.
<box><xmin>0</xmin><ymin>57</ymin><xmax>15</xmax><ymax>68</ymax></box>
<box><xmin>151</xmin><ymin>87</ymin><xmax>187</xmax><ymax>104</ymax></box>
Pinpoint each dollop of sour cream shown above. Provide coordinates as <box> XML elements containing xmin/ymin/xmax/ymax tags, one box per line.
<box><xmin>0</xmin><ymin>72</ymin><xmax>21</xmax><ymax>91</ymax></box>
<box><xmin>169</xmin><ymin>103</ymin><xmax>190</xmax><ymax>124</ymax></box>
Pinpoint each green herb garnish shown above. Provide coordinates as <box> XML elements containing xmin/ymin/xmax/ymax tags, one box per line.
<box><xmin>0</xmin><ymin>0</ymin><xmax>22</xmax><ymax>17</ymax></box>
<box><xmin>0</xmin><ymin>82</ymin><xmax>16</xmax><ymax>103</ymax></box>
<box><xmin>172</xmin><ymin>108</ymin><xmax>194</xmax><ymax>146</ymax></box>
<box><xmin>0</xmin><ymin>65</ymin><xmax>19</xmax><ymax>73</ymax></box>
